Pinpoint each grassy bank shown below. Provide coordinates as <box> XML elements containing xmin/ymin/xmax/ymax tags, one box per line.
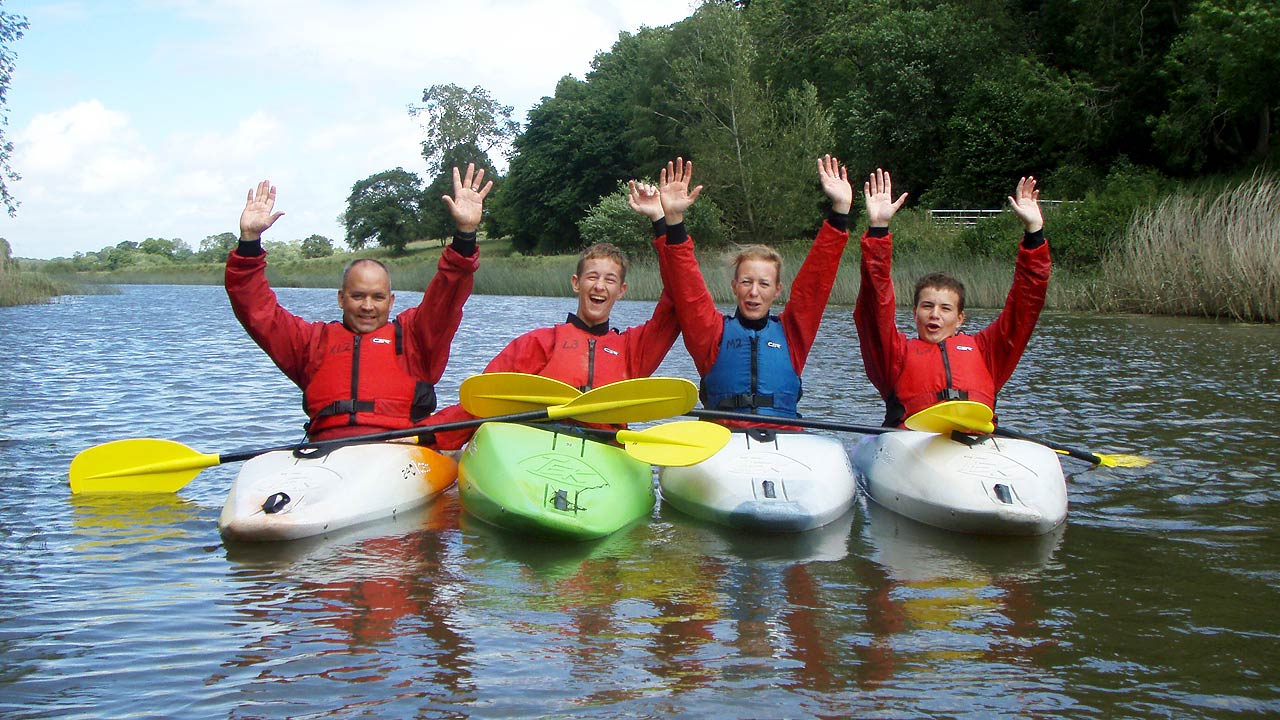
<box><xmin>20</xmin><ymin>216</ymin><xmax>1091</xmax><ymax>310</ymax></box>
<box><xmin>0</xmin><ymin>269</ymin><xmax>113</xmax><ymax>307</ymax></box>
<box><xmin>1094</xmin><ymin>172</ymin><xmax>1279</xmax><ymax>322</ymax></box>
<box><xmin>24</xmin><ymin>175</ymin><xmax>1278</xmax><ymax>321</ymax></box>
<box><xmin>1</xmin><ymin>238</ymin><xmax>110</xmax><ymax>306</ymax></box>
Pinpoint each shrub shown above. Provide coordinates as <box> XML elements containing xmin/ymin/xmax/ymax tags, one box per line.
<box><xmin>577</xmin><ymin>182</ymin><xmax>725</xmax><ymax>256</ymax></box>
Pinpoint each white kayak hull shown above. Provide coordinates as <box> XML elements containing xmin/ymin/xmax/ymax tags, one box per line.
<box><xmin>219</xmin><ymin>442</ymin><xmax>458</xmax><ymax>543</ymax></box>
<box><xmin>658</xmin><ymin>430</ymin><xmax>857</xmax><ymax>533</ymax></box>
<box><xmin>852</xmin><ymin>430</ymin><xmax>1067</xmax><ymax>536</ymax></box>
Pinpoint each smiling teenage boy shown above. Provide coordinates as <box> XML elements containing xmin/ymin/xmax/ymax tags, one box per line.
<box><xmin>854</xmin><ymin>170</ymin><xmax>1051</xmax><ymax>427</ymax></box>
<box><xmin>426</xmin><ymin>241</ymin><xmax>681</xmax><ymax>449</ymax></box>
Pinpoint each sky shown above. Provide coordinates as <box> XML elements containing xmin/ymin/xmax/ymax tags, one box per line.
<box><xmin>0</xmin><ymin>0</ymin><xmax>699</xmax><ymax>260</ymax></box>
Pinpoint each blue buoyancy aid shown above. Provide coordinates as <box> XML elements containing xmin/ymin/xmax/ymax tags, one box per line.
<box><xmin>701</xmin><ymin>315</ymin><xmax>801</xmax><ymax>418</ymax></box>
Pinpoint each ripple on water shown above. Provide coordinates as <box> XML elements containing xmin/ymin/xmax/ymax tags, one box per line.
<box><xmin>2</xmin><ymin>289</ymin><xmax>1279</xmax><ymax>718</ymax></box>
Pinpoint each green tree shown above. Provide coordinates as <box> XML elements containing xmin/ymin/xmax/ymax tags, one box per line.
<box><xmin>667</xmin><ymin>3</ymin><xmax>833</xmax><ymax>243</ymax></box>
<box><xmin>929</xmin><ymin>58</ymin><xmax>1096</xmax><ymax>207</ymax></box>
<box><xmin>197</xmin><ymin>232</ymin><xmax>238</xmax><ymax>263</ymax></box>
<box><xmin>138</xmin><ymin>237</ymin><xmax>192</xmax><ymax>260</ymax></box>
<box><xmin>1032</xmin><ymin>0</ymin><xmax>1191</xmax><ymax>170</ymax></box>
<box><xmin>498</xmin><ymin>26</ymin><xmax>674</xmax><ymax>254</ymax></box>
<box><xmin>0</xmin><ymin>4</ymin><xmax>27</xmax><ymax>217</ymax></box>
<box><xmin>343</xmin><ymin>168</ymin><xmax>424</xmax><ymax>254</ymax></box>
<box><xmin>829</xmin><ymin>5</ymin><xmax>1008</xmax><ymax>201</ymax></box>
<box><xmin>1153</xmin><ymin>0</ymin><xmax>1279</xmax><ymax>172</ymax></box>
<box><xmin>409</xmin><ymin>84</ymin><xmax>519</xmax><ymax>174</ymax></box>
<box><xmin>578</xmin><ymin>181</ymin><xmax>724</xmax><ymax>256</ymax></box>
<box><xmin>420</xmin><ymin>142</ymin><xmax>498</xmax><ymax>242</ymax></box>
<box><xmin>300</xmin><ymin>234</ymin><xmax>335</xmax><ymax>259</ymax></box>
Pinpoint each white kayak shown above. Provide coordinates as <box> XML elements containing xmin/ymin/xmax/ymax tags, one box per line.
<box><xmin>851</xmin><ymin>430</ymin><xmax>1067</xmax><ymax>536</ymax></box>
<box><xmin>658</xmin><ymin>429</ymin><xmax>858</xmax><ymax>533</ymax></box>
<box><xmin>219</xmin><ymin>442</ymin><xmax>458</xmax><ymax>542</ymax></box>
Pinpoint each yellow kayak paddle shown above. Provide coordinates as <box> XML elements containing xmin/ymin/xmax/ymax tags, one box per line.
<box><xmin>69</xmin><ymin>375</ymin><xmax>699</xmax><ymax>494</ymax></box>
<box><xmin>905</xmin><ymin>400</ymin><xmax>1151</xmax><ymax>467</ymax></box>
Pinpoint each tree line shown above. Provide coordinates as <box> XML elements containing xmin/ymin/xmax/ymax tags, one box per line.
<box><xmin>38</xmin><ymin>233</ymin><xmax>337</xmax><ymax>273</ymax></box>
<box><xmin>348</xmin><ymin>0</ymin><xmax>1277</xmax><ymax>267</ymax></box>
<box><xmin>19</xmin><ymin>0</ymin><xmax>1279</xmax><ymax>272</ymax></box>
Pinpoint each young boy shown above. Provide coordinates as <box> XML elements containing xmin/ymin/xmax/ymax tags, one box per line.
<box><xmin>428</xmin><ymin>242</ymin><xmax>680</xmax><ymax>449</ymax></box>
<box><xmin>854</xmin><ymin>170</ymin><xmax>1051</xmax><ymax>427</ymax></box>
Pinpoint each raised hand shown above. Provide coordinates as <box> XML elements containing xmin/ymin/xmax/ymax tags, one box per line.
<box><xmin>628</xmin><ymin>180</ymin><xmax>663</xmax><ymax>221</ymax></box>
<box><xmin>817</xmin><ymin>154</ymin><xmax>852</xmax><ymax>214</ymax></box>
<box><xmin>1008</xmin><ymin>176</ymin><xmax>1043</xmax><ymax>233</ymax></box>
<box><xmin>658</xmin><ymin>157</ymin><xmax>703</xmax><ymax>225</ymax></box>
<box><xmin>442</xmin><ymin>163</ymin><xmax>493</xmax><ymax>233</ymax></box>
<box><xmin>863</xmin><ymin>168</ymin><xmax>908</xmax><ymax>228</ymax></box>
<box><xmin>240</xmin><ymin>180</ymin><xmax>285</xmax><ymax>241</ymax></box>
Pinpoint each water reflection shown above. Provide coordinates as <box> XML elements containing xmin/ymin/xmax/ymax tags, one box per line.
<box><xmin>217</xmin><ymin>494</ymin><xmax>478</xmax><ymax>715</ymax></box>
<box><xmin>69</xmin><ymin>493</ymin><xmax>207</xmax><ymax>557</ymax></box>
<box><xmin>4</xmin><ymin>287</ymin><xmax>1279</xmax><ymax>717</ymax></box>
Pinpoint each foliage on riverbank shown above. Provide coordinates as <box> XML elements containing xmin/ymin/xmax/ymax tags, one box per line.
<box><xmin>17</xmin><ymin>173</ymin><xmax>1279</xmax><ymax>321</ymax></box>
<box><xmin>0</xmin><ymin>238</ymin><xmax>106</xmax><ymax>306</ymax></box>
<box><xmin>1097</xmin><ymin>171</ymin><xmax>1279</xmax><ymax>322</ymax></box>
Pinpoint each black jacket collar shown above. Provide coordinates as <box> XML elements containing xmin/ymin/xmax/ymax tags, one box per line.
<box><xmin>566</xmin><ymin>313</ymin><xmax>611</xmax><ymax>336</ymax></box>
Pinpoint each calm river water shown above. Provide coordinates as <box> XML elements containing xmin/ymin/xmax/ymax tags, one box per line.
<box><xmin>1</xmin><ymin>284</ymin><xmax>1277</xmax><ymax>719</ymax></box>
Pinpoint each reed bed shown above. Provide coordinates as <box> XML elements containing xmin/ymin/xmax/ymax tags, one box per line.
<box><xmin>0</xmin><ymin>271</ymin><xmax>111</xmax><ymax>306</ymax></box>
<box><xmin>1097</xmin><ymin>173</ymin><xmax>1279</xmax><ymax>322</ymax></box>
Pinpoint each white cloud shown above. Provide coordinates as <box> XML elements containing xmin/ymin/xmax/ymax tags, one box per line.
<box><xmin>16</xmin><ymin>100</ymin><xmax>153</xmax><ymax>192</ymax></box>
<box><xmin>2</xmin><ymin>0</ymin><xmax>698</xmax><ymax>258</ymax></box>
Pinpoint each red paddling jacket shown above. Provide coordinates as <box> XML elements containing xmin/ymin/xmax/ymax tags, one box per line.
<box><xmin>426</xmin><ymin>284</ymin><xmax>681</xmax><ymax>450</ymax></box>
<box><xmin>854</xmin><ymin>228</ymin><xmax>1051</xmax><ymax>426</ymax></box>
<box><xmin>225</xmin><ymin>240</ymin><xmax>478</xmax><ymax>440</ymax></box>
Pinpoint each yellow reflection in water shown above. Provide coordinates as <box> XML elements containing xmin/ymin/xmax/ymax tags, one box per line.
<box><xmin>70</xmin><ymin>493</ymin><xmax>203</xmax><ymax>557</ymax></box>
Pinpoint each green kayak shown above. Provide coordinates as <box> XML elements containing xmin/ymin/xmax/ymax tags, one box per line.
<box><xmin>457</xmin><ymin>422</ymin><xmax>656</xmax><ymax>541</ymax></box>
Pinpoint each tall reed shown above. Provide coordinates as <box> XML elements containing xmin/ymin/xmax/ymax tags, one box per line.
<box><xmin>0</xmin><ymin>270</ymin><xmax>109</xmax><ymax>306</ymax></box>
<box><xmin>1098</xmin><ymin>173</ymin><xmax>1279</xmax><ymax>322</ymax></box>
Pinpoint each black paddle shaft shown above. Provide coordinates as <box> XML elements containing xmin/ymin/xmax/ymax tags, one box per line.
<box><xmin>687</xmin><ymin>409</ymin><xmax>897</xmax><ymax>435</ymax></box>
<box><xmin>217</xmin><ymin>409</ymin><xmax>553</xmax><ymax>463</ymax></box>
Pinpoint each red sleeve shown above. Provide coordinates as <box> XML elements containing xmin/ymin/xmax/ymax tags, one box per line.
<box><xmin>482</xmin><ymin>327</ymin><xmax>555</xmax><ymax>375</ymax></box>
<box><xmin>396</xmin><ymin>245</ymin><xmax>479</xmax><ymax>383</ymax></box>
<box><xmin>420</xmin><ymin>402</ymin><xmax>476</xmax><ymax>451</ymax></box>
<box><xmin>975</xmin><ymin>240</ymin><xmax>1051</xmax><ymax>391</ymax></box>
<box><xmin>224</xmin><ymin>250</ymin><xmax>324</xmax><ymax>387</ymax></box>
<box><xmin>654</xmin><ymin>235</ymin><xmax>724</xmax><ymax>376</ymax></box>
<box><xmin>853</xmin><ymin>232</ymin><xmax>907</xmax><ymax>400</ymax></box>
<box><xmin>778</xmin><ymin>220</ymin><xmax>848</xmax><ymax>374</ymax></box>
<box><xmin>423</xmin><ymin>326</ymin><xmax>556</xmax><ymax>451</ymax></box>
<box><xmin>622</xmin><ymin>284</ymin><xmax>681</xmax><ymax>379</ymax></box>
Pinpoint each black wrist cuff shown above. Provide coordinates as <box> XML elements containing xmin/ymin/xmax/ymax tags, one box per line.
<box><xmin>1022</xmin><ymin>229</ymin><xmax>1045</xmax><ymax>250</ymax></box>
<box><xmin>236</xmin><ymin>239</ymin><xmax>264</xmax><ymax>257</ymax></box>
<box><xmin>664</xmin><ymin>221</ymin><xmax>689</xmax><ymax>245</ymax></box>
<box><xmin>867</xmin><ymin>226</ymin><xmax>890</xmax><ymax>238</ymax></box>
<box><xmin>827</xmin><ymin>210</ymin><xmax>849</xmax><ymax>232</ymax></box>
<box><xmin>451</xmin><ymin>230</ymin><xmax>478</xmax><ymax>257</ymax></box>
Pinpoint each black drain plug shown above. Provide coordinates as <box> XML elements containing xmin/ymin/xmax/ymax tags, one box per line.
<box><xmin>262</xmin><ymin>492</ymin><xmax>291</xmax><ymax>514</ymax></box>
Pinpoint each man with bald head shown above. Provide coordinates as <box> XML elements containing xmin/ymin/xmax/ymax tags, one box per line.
<box><xmin>225</xmin><ymin>165</ymin><xmax>491</xmax><ymax>441</ymax></box>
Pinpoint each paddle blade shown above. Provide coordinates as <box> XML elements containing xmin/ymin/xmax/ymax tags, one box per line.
<box><xmin>905</xmin><ymin>400</ymin><xmax>995</xmax><ymax>435</ymax></box>
<box><xmin>1092</xmin><ymin>452</ymin><xmax>1153</xmax><ymax>468</ymax></box>
<box><xmin>550</xmin><ymin>377</ymin><xmax>699</xmax><ymax>424</ymax></box>
<box><xmin>615</xmin><ymin>421</ymin><xmax>732</xmax><ymax>467</ymax></box>
<box><xmin>460</xmin><ymin>372</ymin><xmax>581</xmax><ymax>416</ymax></box>
<box><xmin>69</xmin><ymin>439</ymin><xmax>218</xmax><ymax>494</ymax></box>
